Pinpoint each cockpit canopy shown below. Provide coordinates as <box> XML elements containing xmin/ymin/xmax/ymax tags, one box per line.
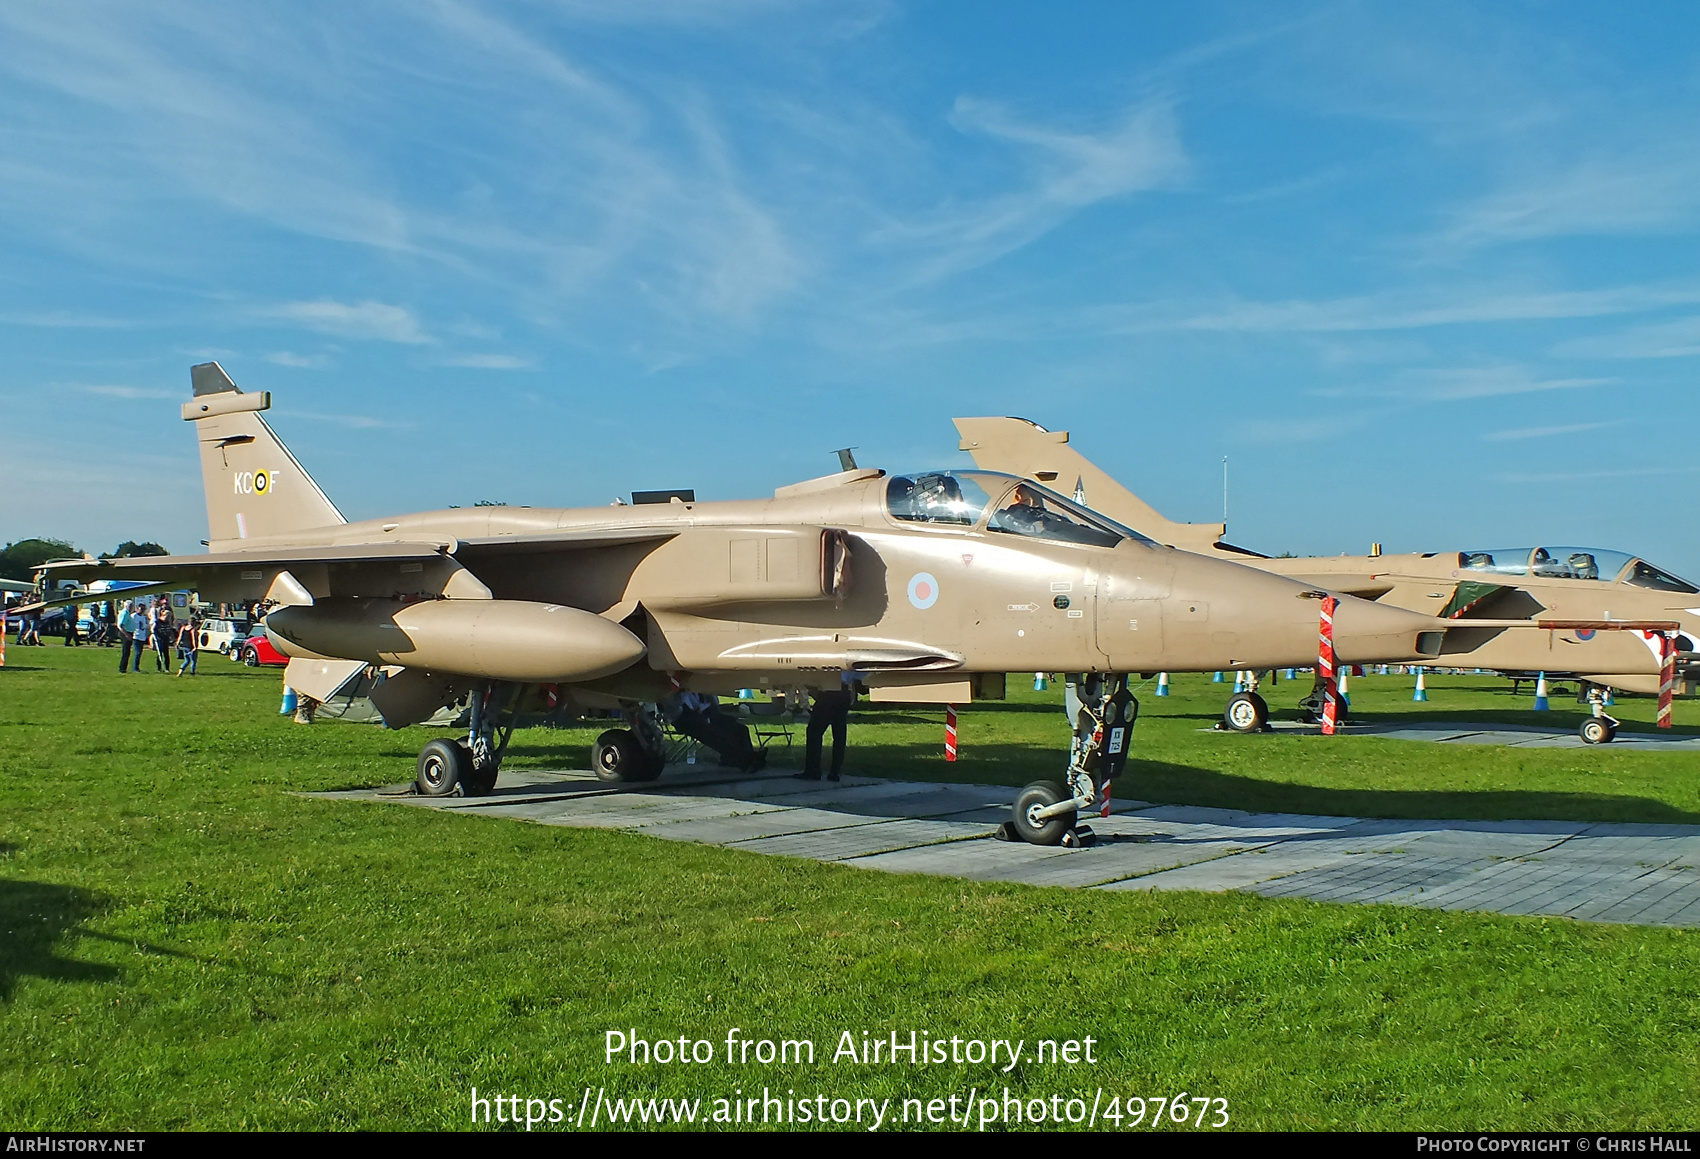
<box><xmin>885</xmin><ymin>470</ymin><xmax>1154</xmax><ymax>549</ymax></box>
<box><xmin>1461</xmin><ymin>547</ymin><xmax>1698</xmax><ymax>593</ymax></box>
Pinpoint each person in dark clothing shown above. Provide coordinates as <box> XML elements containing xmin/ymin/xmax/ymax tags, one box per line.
<box><xmin>668</xmin><ymin>692</ymin><xmax>763</xmax><ymax>772</ymax></box>
<box><xmin>117</xmin><ymin>601</ymin><xmax>137</xmax><ymax>671</ymax></box>
<box><xmin>152</xmin><ymin>601</ymin><xmax>174</xmax><ymax>671</ymax></box>
<box><xmin>800</xmin><ymin>678</ymin><xmax>858</xmax><ymax>781</ymax></box>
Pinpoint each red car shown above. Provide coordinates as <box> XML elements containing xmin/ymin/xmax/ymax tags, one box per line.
<box><xmin>239</xmin><ymin>632</ymin><xmax>288</xmax><ymax>667</ymax></box>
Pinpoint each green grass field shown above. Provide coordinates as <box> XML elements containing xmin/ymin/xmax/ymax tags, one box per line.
<box><xmin>4</xmin><ymin>643</ymin><xmax>1700</xmax><ymax>1130</ymax></box>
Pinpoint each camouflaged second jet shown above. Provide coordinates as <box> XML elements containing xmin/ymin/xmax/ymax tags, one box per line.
<box><xmin>40</xmin><ymin>363</ymin><xmax>1537</xmax><ymax>845</ymax></box>
<box><xmin>956</xmin><ymin>415</ymin><xmax>1695</xmax><ymax>740</ymax></box>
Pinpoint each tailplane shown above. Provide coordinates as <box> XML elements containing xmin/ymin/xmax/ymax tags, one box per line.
<box><xmin>184</xmin><ymin>362</ymin><xmax>346</xmax><ymax>548</ymax></box>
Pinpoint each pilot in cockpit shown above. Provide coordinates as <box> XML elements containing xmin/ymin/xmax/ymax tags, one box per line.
<box><xmin>1568</xmin><ymin>552</ymin><xmax>1599</xmax><ymax>580</ymax></box>
<box><xmin>998</xmin><ymin>483</ymin><xmax>1052</xmax><ymax>533</ymax></box>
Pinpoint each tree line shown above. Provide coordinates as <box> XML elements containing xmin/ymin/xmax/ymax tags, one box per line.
<box><xmin>0</xmin><ymin>539</ymin><xmax>169</xmax><ymax>583</ymax></box>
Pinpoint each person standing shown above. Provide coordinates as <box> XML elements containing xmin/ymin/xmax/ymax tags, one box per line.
<box><xmin>129</xmin><ymin>601</ymin><xmax>152</xmax><ymax>672</ymax></box>
<box><xmin>100</xmin><ymin>600</ymin><xmax>117</xmax><ymax>646</ymax></box>
<box><xmin>800</xmin><ymin>675</ymin><xmax>858</xmax><ymax>782</ymax></box>
<box><xmin>62</xmin><ymin>600</ymin><xmax>81</xmax><ymax>646</ymax></box>
<box><xmin>117</xmin><ymin>601</ymin><xmax>136</xmax><ymax>671</ymax></box>
<box><xmin>152</xmin><ymin>600</ymin><xmax>174</xmax><ymax>672</ymax></box>
<box><xmin>175</xmin><ymin>616</ymin><xmax>199</xmax><ymax>676</ymax></box>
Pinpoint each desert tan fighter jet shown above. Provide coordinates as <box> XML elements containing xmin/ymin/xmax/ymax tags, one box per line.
<box><xmin>956</xmin><ymin>416</ymin><xmax>1697</xmax><ymax>732</ymax></box>
<box><xmin>44</xmin><ymin>364</ymin><xmax>1525</xmax><ymax>845</ymax></box>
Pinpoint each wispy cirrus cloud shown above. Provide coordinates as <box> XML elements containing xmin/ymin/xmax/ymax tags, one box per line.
<box><xmin>260</xmin><ymin>300</ymin><xmax>430</xmax><ymax>345</ymax></box>
<box><xmin>1485</xmin><ymin>420</ymin><xmax>1620</xmax><ymax>442</ymax></box>
<box><xmin>287</xmin><ymin>410</ymin><xmax>411</xmax><ymax>431</ymax></box>
<box><xmin>881</xmin><ymin>97</ymin><xmax>1189</xmax><ymax>282</ymax></box>
<box><xmin>265</xmin><ymin>351</ymin><xmax>326</xmax><ymax>369</ymax></box>
<box><xmin>441</xmin><ymin>354</ymin><xmax>535</xmax><ymax>369</ymax></box>
<box><xmin>75</xmin><ymin>383</ymin><xmax>174</xmax><ymax>400</ymax></box>
<box><xmin>1391</xmin><ymin>367</ymin><xmax>1611</xmax><ymax>402</ymax></box>
<box><xmin>1553</xmin><ymin>315</ymin><xmax>1700</xmax><ymax>360</ymax></box>
<box><xmin>1108</xmin><ymin>284</ymin><xmax>1700</xmax><ymax>335</ymax></box>
<box><xmin>1498</xmin><ymin>465</ymin><xmax>1699</xmax><ymax>485</ymax></box>
<box><xmin>1</xmin><ymin>310</ymin><xmax>135</xmax><ymax>328</ymax></box>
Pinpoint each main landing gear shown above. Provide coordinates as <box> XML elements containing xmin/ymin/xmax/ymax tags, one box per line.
<box><xmin>591</xmin><ymin>704</ymin><xmax>666</xmax><ymax>784</ymax></box>
<box><xmin>1001</xmin><ymin>674</ymin><xmax>1138</xmax><ymax>847</ymax></box>
<box><xmin>1580</xmin><ymin>685</ymin><xmax>1619</xmax><ymax>745</ymax></box>
<box><xmin>415</xmin><ymin>681</ymin><xmax>519</xmax><ymax>797</ymax></box>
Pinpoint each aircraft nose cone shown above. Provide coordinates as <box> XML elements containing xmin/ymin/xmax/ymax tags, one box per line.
<box><xmin>1329</xmin><ymin>595</ymin><xmax>1441</xmax><ymax>662</ymax></box>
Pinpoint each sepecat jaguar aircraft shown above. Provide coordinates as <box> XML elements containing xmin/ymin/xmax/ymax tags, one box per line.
<box><xmin>42</xmin><ymin>364</ymin><xmax>1526</xmax><ymax>844</ymax></box>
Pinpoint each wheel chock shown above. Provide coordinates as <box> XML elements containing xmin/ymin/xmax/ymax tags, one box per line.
<box><xmin>994</xmin><ymin>820</ymin><xmax>1019</xmax><ymax>842</ymax></box>
<box><xmin>1061</xmin><ymin>825</ymin><xmax>1096</xmax><ymax>849</ymax></box>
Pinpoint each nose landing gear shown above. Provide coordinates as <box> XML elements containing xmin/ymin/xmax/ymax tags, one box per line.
<box><xmin>1000</xmin><ymin>674</ymin><xmax>1138</xmax><ymax>846</ymax></box>
<box><xmin>1580</xmin><ymin>685</ymin><xmax>1619</xmax><ymax>745</ymax></box>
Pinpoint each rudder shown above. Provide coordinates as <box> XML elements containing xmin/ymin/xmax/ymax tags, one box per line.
<box><xmin>184</xmin><ymin>362</ymin><xmax>346</xmax><ymax>548</ymax></box>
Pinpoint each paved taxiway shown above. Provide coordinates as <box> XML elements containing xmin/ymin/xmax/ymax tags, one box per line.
<box><xmin>313</xmin><ymin>754</ymin><xmax>1700</xmax><ymax>928</ymax></box>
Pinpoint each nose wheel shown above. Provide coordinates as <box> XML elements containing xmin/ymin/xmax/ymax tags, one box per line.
<box><xmin>1221</xmin><ymin>690</ymin><xmax>1270</xmax><ymax>733</ymax></box>
<box><xmin>1580</xmin><ymin>686</ymin><xmax>1619</xmax><ymax>744</ymax></box>
<box><xmin>1000</xmin><ymin>674</ymin><xmax>1133</xmax><ymax>845</ymax></box>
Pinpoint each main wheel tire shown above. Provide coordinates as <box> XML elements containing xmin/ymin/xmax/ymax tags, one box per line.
<box><xmin>593</xmin><ymin>729</ymin><xmax>647</xmax><ymax>784</ymax></box>
<box><xmin>416</xmin><ymin>738</ymin><xmax>470</xmax><ymax>797</ymax></box>
<box><xmin>1011</xmin><ymin>780</ymin><xmax>1075</xmax><ymax>846</ymax></box>
<box><xmin>1224</xmin><ymin>691</ymin><xmax>1269</xmax><ymax>733</ymax></box>
<box><xmin>626</xmin><ymin>751</ymin><xmax>665</xmax><ymax>783</ymax></box>
<box><xmin>1580</xmin><ymin>718</ymin><xmax>1613</xmax><ymax>745</ymax></box>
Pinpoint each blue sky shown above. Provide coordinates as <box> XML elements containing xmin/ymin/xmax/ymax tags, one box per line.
<box><xmin>3</xmin><ymin>2</ymin><xmax>1698</xmax><ymax>577</ymax></box>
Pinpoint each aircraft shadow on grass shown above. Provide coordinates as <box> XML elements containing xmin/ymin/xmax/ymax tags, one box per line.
<box><xmin>0</xmin><ymin>878</ymin><xmax>120</xmax><ymax>1002</ymax></box>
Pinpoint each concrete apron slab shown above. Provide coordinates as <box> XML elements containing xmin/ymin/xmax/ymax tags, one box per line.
<box><xmin>1257</xmin><ymin>719</ymin><xmax>1700</xmax><ymax>750</ymax></box>
<box><xmin>306</xmin><ymin>767</ymin><xmax>1700</xmax><ymax>928</ymax></box>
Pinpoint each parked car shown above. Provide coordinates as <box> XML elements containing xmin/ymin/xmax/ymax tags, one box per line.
<box><xmin>198</xmin><ymin>618</ymin><xmax>252</xmax><ymax>656</ymax></box>
<box><xmin>239</xmin><ymin>632</ymin><xmax>288</xmax><ymax>667</ymax></box>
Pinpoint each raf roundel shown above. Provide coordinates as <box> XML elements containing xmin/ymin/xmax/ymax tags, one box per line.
<box><xmin>907</xmin><ymin>571</ymin><xmax>940</xmax><ymax>610</ymax></box>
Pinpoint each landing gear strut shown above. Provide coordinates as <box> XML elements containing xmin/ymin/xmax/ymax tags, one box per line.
<box><xmin>1001</xmin><ymin>674</ymin><xmax>1138</xmax><ymax>846</ymax></box>
<box><xmin>1580</xmin><ymin>685</ymin><xmax>1619</xmax><ymax>745</ymax></box>
<box><xmin>414</xmin><ymin>681</ymin><xmax>520</xmax><ymax>797</ymax></box>
<box><xmin>592</xmin><ymin>703</ymin><xmax>666</xmax><ymax>784</ymax></box>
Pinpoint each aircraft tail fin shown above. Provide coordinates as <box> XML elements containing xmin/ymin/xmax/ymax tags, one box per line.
<box><xmin>184</xmin><ymin>362</ymin><xmax>346</xmax><ymax>549</ymax></box>
<box><xmin>954</xmin><ymin>416</ymin><xmax>1228</xmax><ymax>552</ymax></box>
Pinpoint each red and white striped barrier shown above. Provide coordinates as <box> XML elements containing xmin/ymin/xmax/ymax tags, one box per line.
<box><xmin>945</xmin><ymin>705</ymin><xmax>958</xmax><ymax>761</ymax></box>
<box><xmin>1658</xmin><ymin>633</ymin><xmax>1677</xmax><ymax>729</ymax></box>
<box><xmin>1319</xmin><ymin>595</ymin><xmax>1340</xmax><ymax>735</ymax></box>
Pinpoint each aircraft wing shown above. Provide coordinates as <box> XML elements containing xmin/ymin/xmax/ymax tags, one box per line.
<box><xmin>32</xmin><ymin>529</ymin><xmax>682</xmax><ymax>608</ymax></box>
<box><xmin>454</xmin><ymin>527</ymin><xmax>677</xmax><ymax>555</ymax></box>
<box><xmin>38</xmin><ymin>542</ymin><xmax>455</xmax><ymax>583</ymax></box>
